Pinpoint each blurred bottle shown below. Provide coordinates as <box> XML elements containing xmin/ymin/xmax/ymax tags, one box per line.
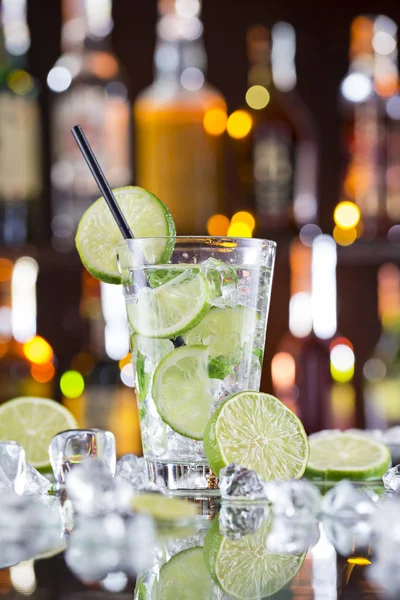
<box><xmin>134</xmin><ymin>0</ymin><xmax>227</xmax><ymax>234</ymax></box>
<box><xmin>47</xmin><ymin>0</ymin><xmax>131</xmax><ymax>252</ymax></box>
<box><xmin>339</xmin><ymin>16</ymin><xmax>386</xmax><ymax>237</ymax></box>
<box><xmin>0</xmin><ymin>0</ymin><xmax>42</xmax><ymax>246</ymax></box>
<box><xmin>273</xmin><ymin>236</ymin><xmax>342</xmax><ymax>434</ymax></box>
<box><xmin>229</xmin><ymin>24</ymin><xmax>318</xmax><ymax>238</ymax></box>
<box><xmin>373</xmin><ymin>16</ymin><xmax>400</xmax><ymax>227</ymax></box>
<box><xmin>364</xmin><ymin>263</ymin><xmax>400</xmax><ymax>429</ymax></box>
<box><xmin>64</xmin><ymin>272</ymin><xmax>142</xmax><ymax>456</ymax></box>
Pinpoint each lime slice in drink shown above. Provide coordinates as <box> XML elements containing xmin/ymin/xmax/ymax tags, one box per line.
<box><xmin>131</xmin><ymin>493</ymin><xmax>199</xmax><ymax>521</ymax></box>
<box><xmin>75</xmin><ymin>186</ymin><xmax>176</xmax><ymax>284</ymax></box>
<box><xmin>203</xmin><ymin>392</ymin><xmax>309</xmax><ymax>479</ymax></box>
<box><xmin>203</xmin><ymin>517</ymin><xmax>305</xmax><ymax>600</ymax></box>
<box><xmin>152</xmin><ymin>346</ymin><xmax>213</xmax><ymax>440</ymax></box>
<box><xmin>183</xmin><ymin>306</ymin><xmax>259</xmax><ymax>359</ymax></box>
<box><xmin>127</xmin><ymin>269</ymin><xmax>210</xmax><ymax>339</ymax></box>
<box><xmin>0</xmin><ymin>397</ymin><xmax>78</xmax><ymax>469</ymax></box>
<box><xmin>153</xmin><ymin>547</ymin><xmax>213</xmax><ymax>600</ymax></box>
<box><xmin>305</xmin><ymin>431</ymin><xmax>391</xmax><ymax>481</ymax></box>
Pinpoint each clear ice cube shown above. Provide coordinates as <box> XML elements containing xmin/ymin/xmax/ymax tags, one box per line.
<box><xmin>264</xmin><ymin>479</ymin><xmax>321</xmax><ymax>517</ymax></box>
<box><xmin>66</xmin><ymin>459</ymin><xmax>133</xmax><ymax>516</ymax></box>
<box><xmin>140</xmin><ymin>414</ymin><xmax>167</xmax><ymax>457</ymax></box>
<box><xmin>0</xmin><ymin>493</ymin><xmax>63</xmax><ymax>568</ymax></box>
<box><xmin>0</xmin><ymin>441</ymin><xmax>26</xmax><ymax>495</ymax></box>
<box><xmin>66</xmin><ymin>513</ymin><xmax>127</xmax><ymax>581</ymax></box>
<box><xmin>267</xmin><ymin>517</ymin><xmax>320</xmax><ymax>554</ymax></box>
<box><xmin>382</xmin><ymin>465</ymin><xmax>400</xmax><ymax>494</ymax></box>
<box><xmin>321</xmin><ymin>481</ymin><xmax>379</xmax><ymax>520</ymax></box>
<box><xmin>323</xmin><ymin>516</ymin><xmax>373</xmax><ymax>556</ymax></box>
<box><xmin>218</xmin><ymin>504</ymin><xmax>268</xmax><ymax>540</ymax></box>
<box><xmin>204</xmin><ymin>258</ymin><xmax>238</xmax><ymax>308</ymax></box>
<box><xmin>66</xmin><ymin>513</ymin><xmax>155</xmax><ymax>582</ymax></box>
<box><xmin>368</xmin><ymin>499</ymin><xmax>400</xmax><ymax>596</ymax></box>
<box><xmin>49</xmin><ymin>429</ymin><xmax>116</xmax><ymax>487</ymax></box>
<box><xmin>115</xmin><ymin>454</ymin><xmax>161</xmax><ymax>493</ymax></box>
<box><xmin>219</xmin><ymin>464</ymin><xmax>267</xmax><ymax>500</ymax></box>
<box><xmin>24</xmin><ymin>463</ymin><xmax>51</xmax><ymax>495</ymax></box>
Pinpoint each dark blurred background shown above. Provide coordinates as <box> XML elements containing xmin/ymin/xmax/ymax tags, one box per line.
<box><xmin>1</xmin><ymin>0</ymin><xmax>400</xmax><ymax>455</ymax></box>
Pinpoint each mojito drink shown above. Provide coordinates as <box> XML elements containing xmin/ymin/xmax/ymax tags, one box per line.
<box><xmin>119</xmin><ymin>237</ymin><xmax>276</xmax><ymax>491</ymax></box>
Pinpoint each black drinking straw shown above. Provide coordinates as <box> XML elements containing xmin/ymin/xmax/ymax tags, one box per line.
<box><xmin>71</xmin><ymin>125</ymin><xmax>134</xmax><ymax>240</ymax></box>
<box><xmin>71</xmin><ymin>124</ymin><xmax>185</xmax><ymax>348</ymax></box>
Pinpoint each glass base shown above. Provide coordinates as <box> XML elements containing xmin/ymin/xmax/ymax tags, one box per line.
<box><xmin>147</xmin><ymin>459</ymin><xmax>220</xmax><ymax>495</ymax></box>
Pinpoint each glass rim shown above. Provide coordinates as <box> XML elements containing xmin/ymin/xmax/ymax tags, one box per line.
<box><xmin>117</xmin><ymin>235</ymin><xmax>277</xmax><ymax>250</ymax></box>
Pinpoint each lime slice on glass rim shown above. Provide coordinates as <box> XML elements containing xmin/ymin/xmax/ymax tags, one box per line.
<box><xmin>75</xmin><ymin>186</ymin><xmax>176</xmax><ymax>284</ymax></box>
<box><xmin>131</xmin><ymin>493</ymin><xmax>198</xmax><ymax>521</ymax></box>
<box><xmin>0</xmin><ymin>397</ymin><xmax>78</xmax><ymax>469</ymax></box>
<box><xmin>305</xmin><ymin>431</ymin><xmax>391</xmax><ymax>481</ymax></box>
<box><xmin>203</xmin><ymin>391</ymin><xmax>309</xmax><ymax>480</ymax></box>
<box><xmin>203</xmin><ymin>517</ymin><xmax>305</xmax><ymax>600</ymax></box>
<box><xmin>152</xmin><ymin>345</ymin><xmax>213</xmax><ymax>440</ymax></box>
<box><xmin>127</xmin><ymin>270</ymin><xmax>210</xmax><ymax>339</ymax></box>
<box><xmin>153</xmin><ymin>547</ymin><xmax>213</xmax><ymax>600</ymax></box>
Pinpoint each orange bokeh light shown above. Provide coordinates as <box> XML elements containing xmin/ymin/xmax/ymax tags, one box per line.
<box><xmin>203</xmin><ymin>108</ymin><xmax>227</xmax><ymax>136</ymax></box>
<box><xmin>0</xmin><ymin>258</ymin><xmax>13</xmax><ymax>282</ymax></box>
<box><xmin>23</xmin><ymin>336</ymin><xmax>53</xmax><ymax>365</ymax></box>
<box><xmin>207</xmin><ymin>214</ymin><xmax>230</xmax><ymax>236</ymax></box>
<box><xmin>31</xmin><ymin>362</ymin><xmax>55</xmax><ymax>383</ymax></box>
<box><xmin>119</xmin><ymin>353</ymin><xmax>132</xmax><ymax>370</ymax></box>
<box><xmin>271</xmin><ymin>352</ymin><xmax>296</xmax><ymax>390</ymax></box>
<box><xmin>231</xmin><ymin>211</ymin><xmax>256</xmax><ymax>232</ymax></box>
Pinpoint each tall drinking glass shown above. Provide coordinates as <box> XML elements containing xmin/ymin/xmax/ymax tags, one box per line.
<box><xmin>118</xmin><ymin>237</ymin><xmax>276</xmax><ymax>492</ymax></box>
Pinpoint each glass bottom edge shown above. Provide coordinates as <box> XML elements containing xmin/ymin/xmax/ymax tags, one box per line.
<box><xmin>147</xmin><ymin>459</ymin><xmax>220</xmax><ymax>496</ymax></box>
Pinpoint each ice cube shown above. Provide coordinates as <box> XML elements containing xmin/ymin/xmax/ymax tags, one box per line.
<box><xmin>66</xmin><ymin>513</ymin><xmax>155</xmax><ymax>582</ymax></box>
<box><xmin>23</xmin><ymin>463</ymin><xmax>52</xmax><ymax>495</ymax></box>
<box><xmin>382</xmin><ymin>464</ymin><xmax>400</xmax><ymax>494</ymax></box>
<box><xmin>140</xmin><ymin>414</ymin><xmax>167</xmax><ymax>457</ymax></box>
<box><xmin>219</xmin><ymin>464</ymin><xmax>267</xmax><ymax>500</ymax></box>
<box><xmin>321</xmin><ymin>481</ymin><xmax>379</xmax><ymax>520</ymax></box>
<box><xmin>0</xmin><ymin>493</ymin><xmax>63</xmax><ymax>568</ymax></box>
<box><xmin>218</xmin><ymin>504</ymin><xmax>268</xmax><ymax>540</ymax></box>
<box><xmin>49</xmin><ymin>429</ymin><xmax>116</xmax><ymax>487</ymax></box>
<box><xmin>267</xmin><ymin>517</ymin><xmax>320</xmax><ymax>554</ymax></box>
<box><xmin>204</xmin><ymin>258</ymin><xmax>238</xmax><ymax>308</ymax></box>
<box><xmin>66</xmin><ymin>459</ymin><xmax>133</xmax><ymax>516</ymax></box>
<box><xmin>0</xmin><ymin>441</ymin><xmax>26</xmax><ymax>495</ymax></box>
<box><xmin>137</xmin><ymin>336</ymin><xmax>174</xmax><ymax>361</ymax></box>
<box><xmin>66</xmin><ymin>513</ymin><xmax>126</xmax><ymax>581</ymax></box>
<box><xmin>115</xmin><ymin>454</ymin><xmax>161</xmax><ymax>493</ymax></box>
<box><xmin>323</xmin><ymin>516</ymin><xmax>373</xmax><ymax>556</ymax></box>
<box><xmin>368</xmin><ymin>499</ymin><xmax>400</xmax><ymax>596</ymax></box>
<box><xmin>264</xmin><ymin>479</ymin><xmax>321</xmax><ymax>517</ymax></box>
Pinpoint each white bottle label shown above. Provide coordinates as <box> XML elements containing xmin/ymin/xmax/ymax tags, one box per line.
<box><xmin>0</xmin><ymin>92</ymin><xmax>42</xmax><ymax>201</ymax></box>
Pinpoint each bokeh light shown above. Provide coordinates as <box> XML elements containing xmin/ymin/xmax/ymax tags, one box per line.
<box><xmin>231</xmin><ymin>211</ymin><xmax>256</xmax><ymax>232</ymax></box>
<box><xmin>299</xmin><ymin>224</ymin><xmax>322</xmax><ymax>247</ymax></box>
<box><xmin>227</xmin><ymin>222</ymin><xmax>252</xmax><ymax>238</ymax></box>
<box><xmin>23</xmin><ymin>336</ymin><xmax>53</xmax><ymax>365</ymax></box>
<box><xmin>245</xmin><ymin>85</ymin><xmax>270</xmax><ymax>110</ymax></box>
<box><xmin>7</xmin><ymin>70</ymin><xmax>33</xmax><ymax>95</ymax></box>
<box><xmin>330</xmin><ymin>337</ymin><xmax>354</xmax><ymax>351</ymax></box>
<box><xmin>271</xmin><ymin>352</ymin><xmax>296</xmax><ymax>390</ymax></box>
<box><xmin>203</xmin><ymin>108</ymin><xmax>227</xmax><ymax>136</ymax></box>
<box><xmin>333</xmin><ymin>226</ymin><xmax>357</xmax><ymax>246</ymax></box>
<box><xmin>330</xmin><ymin>344</ymin><xmax>355</xmax><ymax>383</ymax></box>
<box><xmin>226</xmin><ymin>110</ymin><xmax>252</xmax><ymax>139</ymax></box>
<box><xmin>207</xmin><ymin>214</ymin><xmax>230</xmax><ymax>236</ymax></box>
<box><xmin>363</xmin><ymin>358</ymin><xmax>387</xmax><ymax>382</ymax></box>
<box><xmin>120</xmin><ymin>363</ymin><xmax>135</xmax><ymax>388</ymax></box>
<box><xmin>0</xmin><ymin>258</ymin><xmax>13</xmax><ymax>282</ymax></box>
<box><xmin>334</xmin><ymin>201</ymin><xmax>361</xmax><ymax>229</ymax></box>
<box><xmin>31</xmin><ymin>362</ymin><xmax>55</xmax><ymax>383</ymax></box>
<box><xmin>60</xmin><ymin>370</ymin><xmax>85</xmax><ymax>399</ymax></box>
